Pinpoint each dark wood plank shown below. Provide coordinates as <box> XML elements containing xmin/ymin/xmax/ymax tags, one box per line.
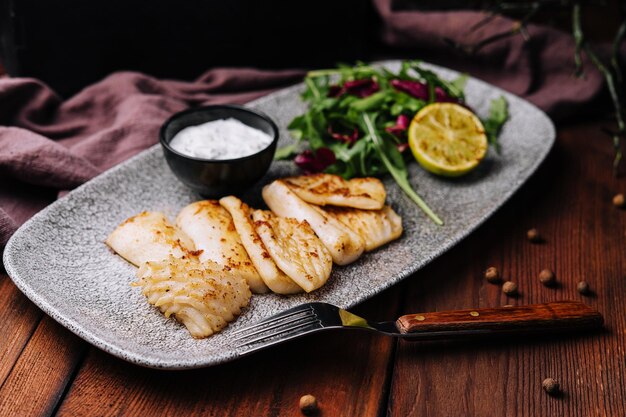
<box><xmin>0</xmin><ymin>316</ymin><xmax>86</xmax><ymax>416</ymax></box>
<box><xmin>55</xmin><ymin>286</ymin><xmax>402</xmax><ymax>417</ymax></box>
<box><xmin>387</xmin><ymin>121</ymin><xmax>626</xmax><ymax>417</ymax></box>
<box><xmin>0</xmin><ymin>274</ymin><xmax>43</xmax><ymax>385</ymax></box>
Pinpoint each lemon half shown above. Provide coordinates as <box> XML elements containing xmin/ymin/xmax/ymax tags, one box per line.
<box><xmin>408</xmin><ymin>103</ymin><xmax>488</xmax><ymax>177</ymax></box>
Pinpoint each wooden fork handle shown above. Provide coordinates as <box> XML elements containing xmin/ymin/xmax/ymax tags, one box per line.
<box><xmin>396</xmin><ymin>301</ymin><xmax>603</xmax><ymax>338</ymax></box>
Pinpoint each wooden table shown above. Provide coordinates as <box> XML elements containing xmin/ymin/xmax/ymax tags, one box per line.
<box><xmin>1</xmin><ymin>119</ymin><xmax>625</xmax><ymax>417</ymax></box>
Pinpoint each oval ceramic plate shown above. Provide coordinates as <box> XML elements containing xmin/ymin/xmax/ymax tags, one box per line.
<box><xmin>3</xmin><ymin>61</ymin><xmax>555</xmax><ymax>369</ymax></box>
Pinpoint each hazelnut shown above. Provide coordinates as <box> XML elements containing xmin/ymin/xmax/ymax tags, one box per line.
<box><xmin>542</xmin><ymin>378</ymin><xmax>560</xmax><ymax>395</ymax></box>
<box><xmin>527</xmin><ymin>228</ymin><xmax>541</xmax><ymax>243</ymax></box>
<box><xmin>484</xmin><ymin>267</ymin><xmax>501</xmax><ymax>284</ymax></box>
<box><xmin>577</xmin><ymin>280</ymin><xmax>590</xmax><ymax>295</ymax></box>
<box><xmin>613</xmin><ymin>193</ymin><xmax>625</xmax><ymax>208</ymax></box>
<box><xmin>538</xmin><ymin>269</ymin><xmax>556</xmax><ymax>286</ymax></box>
<box><xmin>502</xmin><ymin>281</ymin><xmax>518</xmax><ymax>296</ymax></box>
<box><xmin>299</xmin><ymin>394</ymin><xmax>318</xmax><ymax>415</ymax></box>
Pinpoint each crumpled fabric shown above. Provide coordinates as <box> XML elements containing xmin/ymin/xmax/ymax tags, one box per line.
<box><xmin>373</xmin><ymin>0</ymin><xmax>607</xmax><ymax>119</ymax></box>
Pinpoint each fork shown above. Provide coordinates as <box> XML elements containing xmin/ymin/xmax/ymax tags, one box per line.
<box><xmin>233</xmin><ymin>301</ymin><xmax>603</xmax><ymax>352</ymax></box>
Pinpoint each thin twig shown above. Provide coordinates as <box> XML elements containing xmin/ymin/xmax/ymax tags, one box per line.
<box><xmin>452</xmin><ymin>3</ymin><xmax>542</xmax><ymax>55</ymax></box>
<box><xmin>572</xmin><ymin>3</ymin><xmax>585</xmax><ymax>77</ymax></box>
<box><xmin>583</xmin><ymin>43</ymin><xmax>625</xmax><ymax>171</ymax></box>
<box><xmin>572</xmin><ymin>3</ymin><xmax>625</xmax><ymax>173</ymax></box>
<box><xmin>468</xmin><ymin>12</ymin><xmax>498</xmax><ymax>33</ymax></box>
<box><xmin>611</xmin><ymin>21</ymin><xmax>626</xmax><ymax>83</ymax></box>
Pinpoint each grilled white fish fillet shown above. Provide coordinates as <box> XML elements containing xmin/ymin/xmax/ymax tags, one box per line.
<box><xmin>106</xmin><ymin>211</ymin><xmax>197</xmax><ymax>267</ymax></box>
<box><xmin>176</xmin><ymin>200</ymin><xmax>269</xmax><ymax>294</ymax></box>
<box><xmin>219</xmin><ymin>196</ymin><xmax>302</xmax><ymax>294</ymax></box>
<box><xmin>262</xmin><ymin>180</ymin><xmax>365</xmax><ymax>265</ymax></box>
<box><xmin>252</xmin><ymin>210</ymin><xmax>332</xmax><ymax>293</ymax></box>
<box><xmin>322</xmin><ymin>205</ymin><xmax>403</xmax><ymax>251</ymax></box>
<box><xmin>134</xmin><ymin>256</ymin><xmax>251</xmax><ymax>338</ymax></box>
<box><xmin>283</xmin><ymin>173</ymin><xmax>386</xmax><ymax>210</ymax></box>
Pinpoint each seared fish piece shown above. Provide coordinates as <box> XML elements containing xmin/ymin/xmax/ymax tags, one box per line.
<box><xmin>134</xmin><ymin>256</ymin><xmax>251</xmax><ymax>338</ymax></box>
<box><xmin>283</xmin><ymin>173</ymin><xmax>386</xmax><ymax>210</ymax></box>
<box><xmin>322</xmin><ymin>205</ymin><xmax>403</xmax><ymax>251</ymax></box>
<box><xmin>106</xmin><ymin>211</ymin><xmax>197</xmax><ymax>267</ymax></box>
<box><xmin>252</xmin><ymin>210</ymin><xmax>332</xmax><ymax>293</ymax></box>
<box><xmin>219</xmin><ymin>196</ymin><xmax>302</xmax><ymax>294</ymax></box>
<box><xmin>176</xmin><ymin>200</ymin><xmax>269</xmax><ymax>294</ymax></box>
<box><xmin>262</xmin><ymin>180</ymin><xmax>365</xmax><ymax>265</ymax></box>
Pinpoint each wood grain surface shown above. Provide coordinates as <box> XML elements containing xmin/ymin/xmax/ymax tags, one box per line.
<box><xmin>1</xmin><ymin>119</ymin><xmax>625</xmax><ymax>417</ymax></box>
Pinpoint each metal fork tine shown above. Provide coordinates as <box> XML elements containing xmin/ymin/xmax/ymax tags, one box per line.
<box><xmin>235</xmin><ymin>317</ymin><xmax>322</xmax><ymax>347</ymax></box>
<box><xmin>232</xmin><ymin>310</ymin><xmax>316</xmax><ymax>342</ymax></box>
<box><xmin>231</xmin><ymin>305</ymin><xmax>313</xmax><ymax>336</ymax></box>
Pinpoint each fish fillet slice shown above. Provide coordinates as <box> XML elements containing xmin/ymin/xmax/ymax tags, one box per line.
<box><xmin>134</xmin><ymin>256</ymin><xmax>251</xmax><ymax>338</ymax></box>
<box><xmin>176</xmin><ymin>200</ymin><xmax>269</xmax><ymax>294</ymax></box>
<box><xmin>252</xmin><ymin>210</ymin><xmax>332</xmax><ymax>293</ymax></box>
<box><xmin>106</xmin><ymin>211</ymin><xmax>197</xmax><ymax>267</ymax></box>
<box><xmin>283</xmin><ymin>173</ymin><xmax>386</xmax><ymax>210</ymax></box>
<box><xmin>219</xmin><ymin>196</ymin><xmax>302</xmax><ymax>294</ymax></box>
<box><xmin>322</xmin><ymin>205</ymin><xmax>403</xmax><ymax>251</ymax></box>
<box><xmin>262</xmin><ymin>180</ymin><xmax>365</xmax><ymax>265</ymax></box>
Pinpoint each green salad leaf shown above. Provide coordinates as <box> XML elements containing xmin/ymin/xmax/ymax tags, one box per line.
<box><xmin>483</xmin><ymin>96</ymin><xmax>509</xmax><ymax>150</ymax></box>
<box><xmin>362</xmin><ymin>113</ymin><xmax>443</xmax><ymax>225</ymax></box>
<box><xmin>278</xmin><ymin>60</ymin><xmax>508</xmax><ymax>225</ymax></box>
<box><xmin>274</xmin><ymin>143</ymin><xmax>299</xmax><ymax>160</ymax></box>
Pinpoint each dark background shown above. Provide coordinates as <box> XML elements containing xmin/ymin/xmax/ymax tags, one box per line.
<box><xmin>0</xmin><ymin>0</ymin><xmax>622</xmax><ymax>97</ymax></box>
<box><xmin>0</xmin><ymin>0</ymin><xmax>377</xmax><ymax>96</ymax></box>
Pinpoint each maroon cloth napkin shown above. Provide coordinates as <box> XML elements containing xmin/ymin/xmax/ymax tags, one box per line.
<box><xmin>0</xmin><ymin>2</ymin><xmax>612</xmax><ymax>251</ymax></box>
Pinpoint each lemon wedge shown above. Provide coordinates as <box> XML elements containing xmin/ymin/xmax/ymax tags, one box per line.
<box><xmin>408</xmin><ymin>103</ymin><xmax>488</xmax><ymax>177</ymax></box>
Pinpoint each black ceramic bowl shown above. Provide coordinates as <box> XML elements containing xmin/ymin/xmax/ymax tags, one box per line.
<box><xmin>160</xmin><ymin>105</ymin><xmax>279</xmax><ymax>197</ymax></box>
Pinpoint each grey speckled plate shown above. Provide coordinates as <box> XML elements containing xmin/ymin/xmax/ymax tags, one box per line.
<box><xmin>3</xmin><ymin>61</ymin><xmax>555</xmax><ymax>369</ymax></box>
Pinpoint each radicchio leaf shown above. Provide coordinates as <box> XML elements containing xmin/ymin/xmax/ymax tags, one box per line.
<box><xmin>294</xmin><ymin>147</ymin><xmax>337</xmax><ymax>173</ymax></box>
<box><xmin>328</xmin><ymin>78</ymin><xmax>380</xmax><ymax>98</ymax></box>
<box><xmin>385</xmin><ymin>114</ymin><xmax>410</xmax><ymax>137</ymax></box>
<box><xmin>328</xmin><ymin>126</ymin><xmax>359</xmax><ymax>145</ymax></box>
<box><xmin>390</xmin><ymin>79</ymin><xmax>458</xmax><ymax>103</ymax></box>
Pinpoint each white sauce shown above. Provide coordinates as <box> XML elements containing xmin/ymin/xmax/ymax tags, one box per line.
<box><xmin>169</xmin><ymin>118</ymin><xmax>273</xmax><ymax>160</ymax></box>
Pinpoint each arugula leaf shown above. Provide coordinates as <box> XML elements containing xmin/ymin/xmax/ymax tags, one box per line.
<box><xmin>274</xmin><ymin>143</ymin><xmax>299</xmax><ymax>160</ymax></box>
<box><xmin>449</xmin><ymin>74</ymin><xmax>469</xmax><ymax>98</ymax></box>
<box><xmin>304</xmin><ymin>77</ymin><xmax>321</xmax><ymax>100</ymax></box>
<box><xmin>482</xmin><ymin>96</ymin><xmax>509</xmax><ymax>150</ymax></box>
<box><xmin>406</xmin><ymin>61</ymin><xmax>466</xmax><ymax>102</ymax></box>
<box><xmin>287</xmin><ymin>114</ymin><xmax>306</xmax><ymax>140</ymax></box>
<box><xmin>362</xmin><ymin>113</ymin><xmax>444</xmax><ymax>225</ymax></box>
<box><xmin>303</xmin><ymin>112</ymin><xmax>327</xmax><ymax>149</ymax></box>
<box><xmin>350</xmin><ymin>91</ymin><xmax>387</xmax><ymax>112</ymax></box>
